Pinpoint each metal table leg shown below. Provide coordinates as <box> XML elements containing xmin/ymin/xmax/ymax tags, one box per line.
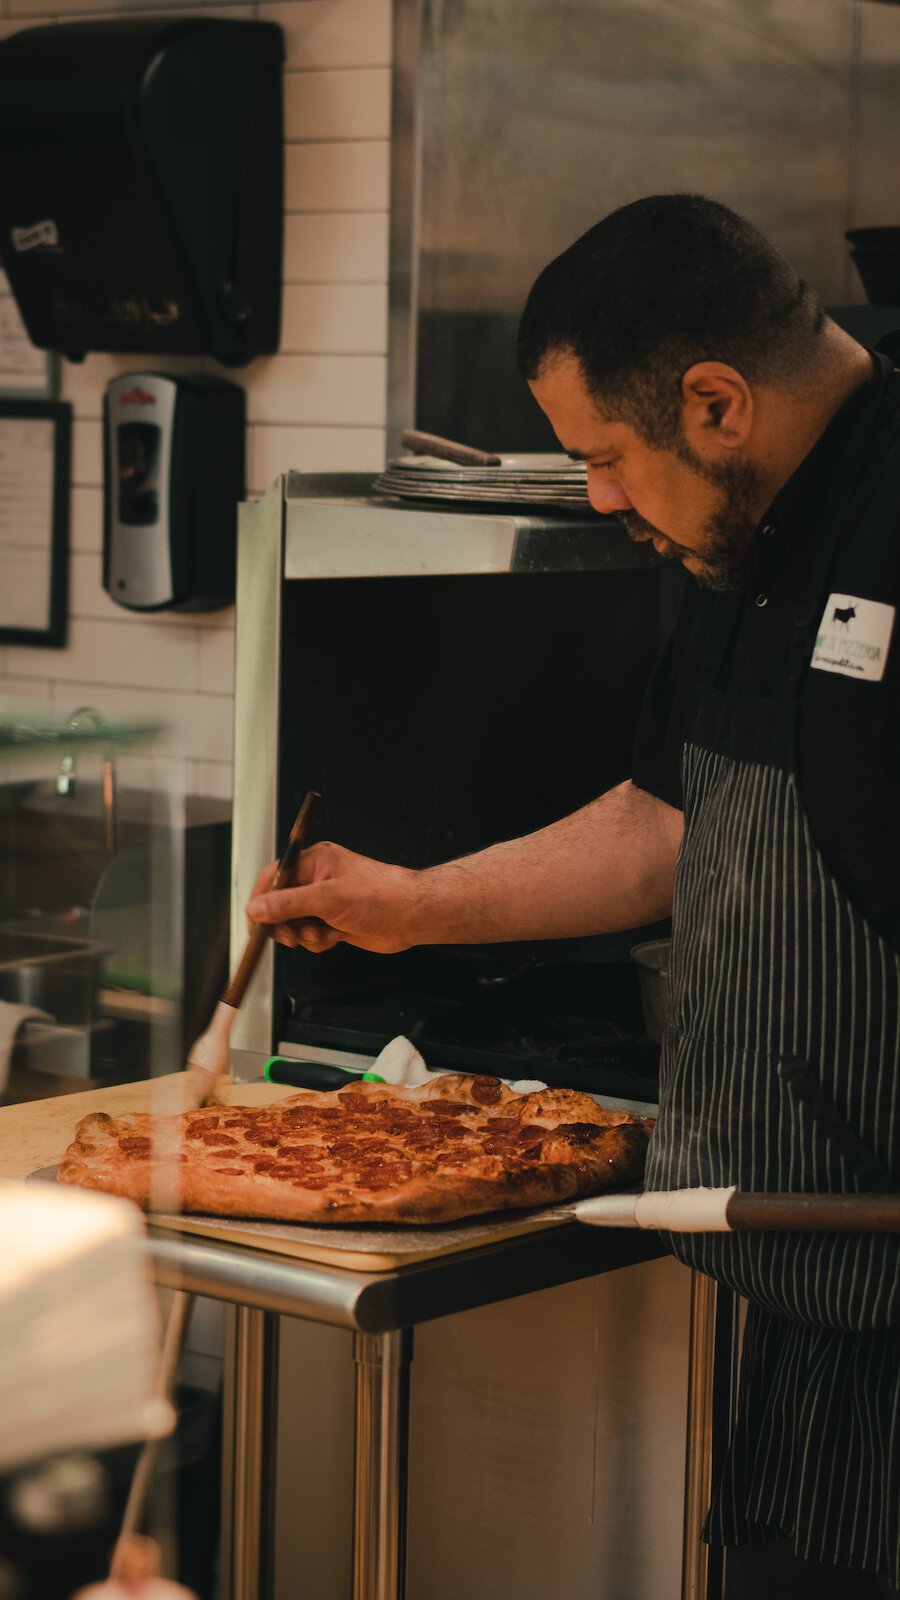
<box><xmin>224</xmin><ymin>1304</ymin><xmax>277</xmax><ymax>1600</ymax></box>
<box><xmin>682</xmin><ymin>1271</ymin><xmax>716</xmax><ymax>1600</ymax></box>
<box><xmin>681</xmin><ymin>1274</ymin><xmax>741</xmax><ymax>1600</ymax></box>
<box><xmin>352</xmin><ymin>1328</ymin><xmax>413</xmax><ymax>1600</ymax></box>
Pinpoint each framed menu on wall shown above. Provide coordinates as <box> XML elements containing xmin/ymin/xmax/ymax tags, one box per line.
<box><xmin>0</xmin><ymin>399</ymin><xmax>70</xmax><ymax>646</ymax></box>
<box><xmin>0</xmin><ymin>270</ymin><xmax>56</xmax><ymax>399</ymax></box>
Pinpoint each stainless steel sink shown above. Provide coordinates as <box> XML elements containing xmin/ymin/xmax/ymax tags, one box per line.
<box><xmin>0</xmin><ymin>927</ymin><xmax>109</xmax><ymax>1084</ymax></box>
<box><xmin>0</xmin><ymin>928</ymin><xmax>106</xmax><ymax>1011</ymax></box>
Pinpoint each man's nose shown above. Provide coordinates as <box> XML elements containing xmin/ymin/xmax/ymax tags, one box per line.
<box><xmin>587</xmin><ymin>475</ymin><xmax>633</xmax><ymax>515</ymax></box>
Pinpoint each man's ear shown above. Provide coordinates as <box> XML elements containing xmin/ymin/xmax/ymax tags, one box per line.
<box><xmin>680</xmin><ymin>362</ymin><xmax>753</xmax><ymax>459</ymax></box>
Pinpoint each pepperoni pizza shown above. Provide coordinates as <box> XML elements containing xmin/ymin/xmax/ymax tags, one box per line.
<box><xmin>58</xmin><ymin>1073</ymin><xmax>650</xmax><ymax>1226</ymax></box>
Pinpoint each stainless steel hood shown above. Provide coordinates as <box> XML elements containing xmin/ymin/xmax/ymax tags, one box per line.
<box><xmin>389</xmin><ymin>0</ymin><xmax>900</xmax><ymax>455</ymax></box>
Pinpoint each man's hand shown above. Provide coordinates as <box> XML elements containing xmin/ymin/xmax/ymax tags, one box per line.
<box><xmin>247</xmin><ymin>843</ymin><xmax>421</xmax><ymax>953</ymax></box>
<box><xmin>246</xmin><ymin>781</ymin><xmax>683</xmax><ymax>953</ymax></box>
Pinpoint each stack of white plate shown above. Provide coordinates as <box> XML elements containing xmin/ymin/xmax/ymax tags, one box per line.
<box><xmin>374</xmin><ymin>452</ymin><xmax>590</xmax><ymax>510</ymax></box>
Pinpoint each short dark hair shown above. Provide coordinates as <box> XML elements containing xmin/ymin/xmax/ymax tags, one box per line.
<box><xmin>517</xmin><ymin>194</ymin><xmax>826</xmax><ymax>446</ymax></box>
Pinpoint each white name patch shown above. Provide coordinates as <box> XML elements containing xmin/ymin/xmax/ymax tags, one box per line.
<box><xmin>810</xmin><ymin>594</ymin><xmax>894</xmax><ymax>683</ymax></box>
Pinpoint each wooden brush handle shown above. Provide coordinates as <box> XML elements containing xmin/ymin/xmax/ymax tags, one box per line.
<box><xmin>221</xmin><ymin>924</ymin><xmax>269</xmax><ymax>1008</ymax></box>
<box><xmin>222</xmin><ymin>790</ymin><xmax>320</xmax><ymax>1009</ymax></box>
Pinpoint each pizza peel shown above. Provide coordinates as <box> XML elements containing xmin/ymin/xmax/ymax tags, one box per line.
<box><xmin>576</xmin><ymin>1186</ymin><xmax>900</xmax><ymax>1232</ymax></box>
<box><xmin>184</xmin><ymin>790</ymin><xmax>320</xmax><ymax>1109</ymax></box>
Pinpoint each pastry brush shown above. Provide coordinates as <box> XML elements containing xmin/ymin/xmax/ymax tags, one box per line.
<box><xmin>185</xmin><ymin>789</ymin><xmax>320</xmax><ymax>1107</ymax></box>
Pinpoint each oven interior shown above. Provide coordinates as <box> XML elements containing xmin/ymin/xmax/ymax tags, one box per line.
<box><xmin>273</xmin><ymin>568</ymin><xmax>674</xmax><ymax>1102</ymax></box>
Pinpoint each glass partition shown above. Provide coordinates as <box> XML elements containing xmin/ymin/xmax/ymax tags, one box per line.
<box><xmin>0</xmin><ymin>703</ymin><xmax>214</xmax><ymax>1600</ymax></box>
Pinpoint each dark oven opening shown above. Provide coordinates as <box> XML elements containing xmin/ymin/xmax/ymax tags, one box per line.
<box><xmin>274</xmin><ymin>569</ymin><xmax>669</xmax><ymax>1103</ymax></box>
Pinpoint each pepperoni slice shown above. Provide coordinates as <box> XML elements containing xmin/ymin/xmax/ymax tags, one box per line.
<box><xmin>424</xmin><ymin>1100</ymin><xmax>470</xmax><ymax>1116</ymax></box>
<box><xmin>337</xmin><ymin>1095</ymin><xmax>381</xmax><ymax>1116</ymax></box>
<box><xmin>469</xmin><ymin>1076</ymin><xmax>503</xmax><ymax>1106</ymax></box>
<box><xmin>213</xmin><ymin>1167</ymin><xmax>244</xmax><ymax>1176</ymax></box>
<box><xmin>119</xmin><ymin>1135</ymin><xmax>151</xmax><ymax>1156</ymax></box>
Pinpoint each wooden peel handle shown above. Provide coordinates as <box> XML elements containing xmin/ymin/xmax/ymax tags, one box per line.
<box><xmin>221</xmin><ymin>790</ymin><xmax>320</xmax><ymax>1009</ymax></box>
<box><xmin>400</xmin><ymin>428</ymin><xmax>501</xmax><ymax>467</ymax></box>
<box><xmin>727</xmin><ymin>1191</ymin><xmax>900</xmax><ymax>1232</ymax></box>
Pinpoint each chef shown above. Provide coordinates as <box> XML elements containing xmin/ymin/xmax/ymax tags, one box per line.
<box><xmin>248</xmin><ymin>195</ymin><xmax>900</xmax><ymax>1599</ymax></box>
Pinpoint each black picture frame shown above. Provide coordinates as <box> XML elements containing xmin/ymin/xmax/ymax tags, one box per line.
<box><xmin>0</xmin><ymin>398</ymin><xmax>70</xmax><ymax>647</ymax></box>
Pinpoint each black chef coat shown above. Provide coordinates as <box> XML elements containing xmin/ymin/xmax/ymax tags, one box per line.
<box><xmin>633</xmin><ymin>353</ymin><xmax>900</xmax><ymax>954</ymax></box>
<box><xmin>633</xmin><ymin>351</ymin><xmax>900</xmax><ymax>1588</ymax></box>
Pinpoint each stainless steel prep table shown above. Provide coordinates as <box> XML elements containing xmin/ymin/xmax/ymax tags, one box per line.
<box><xmin>147</xmin><ymin>1217</ymin><xmax>666</xmax><ymax>1600</ymax></box>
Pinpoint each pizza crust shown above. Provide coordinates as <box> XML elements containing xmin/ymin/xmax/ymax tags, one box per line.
<box><xmin>58</xmin><ymin>1075</ymin><xmax>650</xmax><ymax>1226</ymax></box>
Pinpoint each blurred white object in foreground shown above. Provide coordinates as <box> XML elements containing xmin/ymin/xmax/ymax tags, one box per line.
<box><xmin>0</xmin><ymin>1181</ymin><xmax>174</xmax><ymax>1475</ymax></box>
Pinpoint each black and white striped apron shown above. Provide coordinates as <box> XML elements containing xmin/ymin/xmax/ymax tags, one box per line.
<box><xmin>643</xmin><ymin>354</ymin><xmax>900</xmax><ymax>1585</ymax></box>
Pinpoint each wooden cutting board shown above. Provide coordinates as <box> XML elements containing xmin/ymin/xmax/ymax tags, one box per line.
<box><xmin>5</xmin><ymin>1074</ymin><xmax>573</xmax><ymax>1272</ymax></box>
<box><xmin>145</xmin><ymin>1204</ymin><xmax>574</xmax><ymax>1272</ymax></box>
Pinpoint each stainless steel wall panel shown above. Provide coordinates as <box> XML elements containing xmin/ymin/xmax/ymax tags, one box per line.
<box><xmin>854</xmin><ymin>1</ymin><xmax>900</xmax><ymax>234</ymax></box>
<box><xmin>390</xmin><ymin>0</ymin><xmax>885</xmax><ymax>450</ymax></box>
<box><xmin>230</xmin><ymin>482</ymin><xmax>284</xmax><ymax>1072</ymax></box>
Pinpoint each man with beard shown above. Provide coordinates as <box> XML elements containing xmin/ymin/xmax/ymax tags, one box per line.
<box><xmin>247</xmin><ymin>196</ymin><xmax>900</xmax><ymax>1598</ymax></box>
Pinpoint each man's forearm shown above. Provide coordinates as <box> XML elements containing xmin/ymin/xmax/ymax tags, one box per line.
<box><xmin>247</xmin><ymin>780</ymin><xmax>683</xmax><ymax>955</ymax></box>
<box><xmin>408</xmin><ymin>780</ymin><xmax>682</xmax><ymax>944</ymax></box>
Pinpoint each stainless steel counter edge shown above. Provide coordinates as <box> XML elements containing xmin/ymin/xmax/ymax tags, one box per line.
<box><xmin>146</xmin><ymin>1223</ymin><xmax>666</xmax><ymax>1333</ymax></box>
<box><xmin>279</xmin><ymin>475</ymin><xmax>650</xmax><ymax>577</ymax></box>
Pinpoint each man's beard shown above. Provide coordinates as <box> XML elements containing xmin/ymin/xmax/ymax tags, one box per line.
<box><xmin>617</xmin><ymin>455</ymin><xmax>766</xmax><ymax>592</ymax></box>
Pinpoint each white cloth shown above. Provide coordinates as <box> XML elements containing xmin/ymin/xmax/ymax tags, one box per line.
<box><xmin>371</xmin><ymin>1035</ymin><xmax>546</xmax><ymax>1094</ymax></box>
<box><xmin>370</xmin><ymin>1035</ymin><xmax>431</xmax><ymax>1085</ymax></box>
<box><xmin>0</xmin><ymin>999</ymin><xmax>51</xmax><ymax>1092</ymax></box>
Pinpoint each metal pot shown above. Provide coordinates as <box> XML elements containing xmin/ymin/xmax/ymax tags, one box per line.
<box><xmin>630</xmin><ymin>938</ymin><xmax>670</xmax><ymax>1043</ymax></box>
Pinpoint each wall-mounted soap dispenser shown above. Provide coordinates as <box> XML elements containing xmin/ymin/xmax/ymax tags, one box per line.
<box><xmin>0</xmin><ymin>17</ymin><xmax>283</xmax><ymax>366</ymax></box>
<box><xmin>103</xmin><ymin>373</ymin><xmax>244</xmax><ymax>613</ymax></box>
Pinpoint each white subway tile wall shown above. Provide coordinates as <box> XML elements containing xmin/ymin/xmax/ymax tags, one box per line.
<box><xmin>0</xmin><ymin>0</ymin><xmax>392</xmax><ymax>800</ymax></box>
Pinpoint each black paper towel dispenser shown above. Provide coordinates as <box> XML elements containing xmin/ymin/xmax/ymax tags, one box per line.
<box><xmin>0</xmin><ymin>18</ymin><xmax>283</xmax><ymax>366</ymax></box>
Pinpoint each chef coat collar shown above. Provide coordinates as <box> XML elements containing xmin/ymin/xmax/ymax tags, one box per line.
<box><xmin>758</xmin><ymin>350</ymin><xmax>883</xmax><ymax>558</ymax></box>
